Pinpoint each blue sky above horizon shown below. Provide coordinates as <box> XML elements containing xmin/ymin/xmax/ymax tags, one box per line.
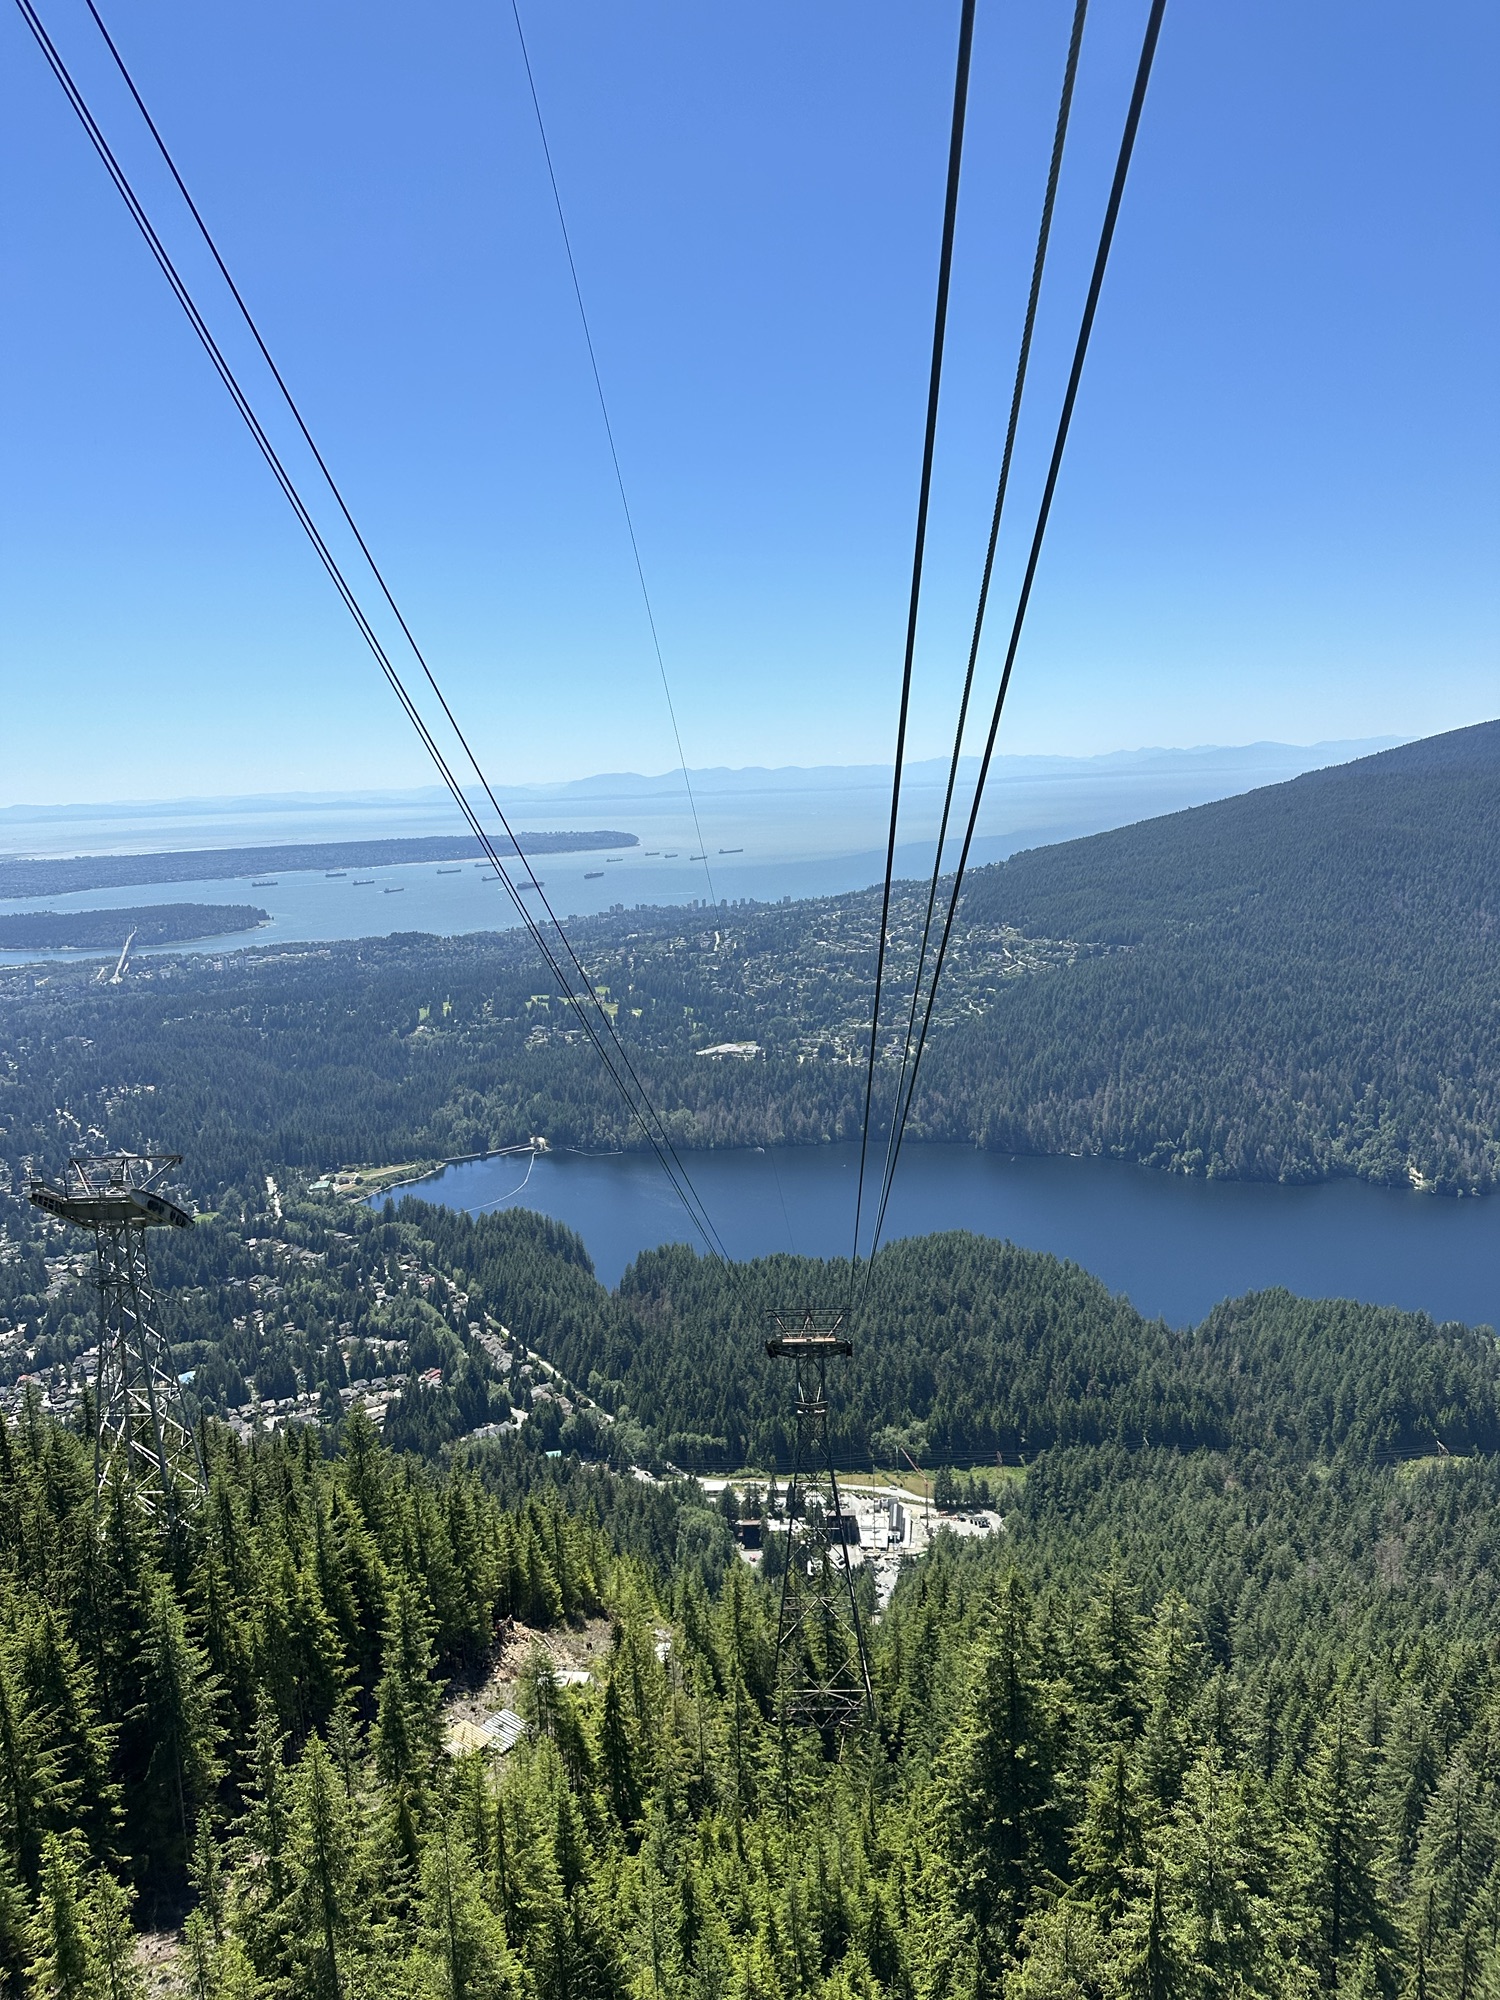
<box><xmin>2</xmin><ymin>0</ymin><xmax>1496</xmax><ymax>807</ymax></box>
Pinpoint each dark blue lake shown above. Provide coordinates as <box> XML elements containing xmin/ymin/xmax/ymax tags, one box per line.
<box><xmin>393</xmin><ymin>1142</ymin><xmax>1500</xmax><ymax>1331</ymax></box>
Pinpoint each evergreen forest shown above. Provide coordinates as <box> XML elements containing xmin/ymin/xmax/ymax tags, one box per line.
<box><xmin>0</xmin><ymin>1186</ymin><xmax>1499</xmax><ymax>1994</ymax></box>
<box><xmin>4</xmin><ymin>1316</ymin><xmax>1500</xmax><ymax>1996</ymax></box>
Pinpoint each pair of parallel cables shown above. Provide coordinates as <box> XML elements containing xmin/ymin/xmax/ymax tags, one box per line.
<box><xmin>851</xmin><ymin>0</ymin><xmax>1168</xmax><ymax>1284</ymax></box>
<box><xmin>14</xmin><ymin>0</ymin><xmax>731</xmax><ymax>1263</ymax></box>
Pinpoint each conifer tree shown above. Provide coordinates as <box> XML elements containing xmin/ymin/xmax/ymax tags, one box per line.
<box><xmin>1010</xmin><ymin>1898</ymin><xmax>1106</xmax><ymax>2000</ymax></box>
<box><xmin>486</xmin><ymin>1786</ymin><xmax>520</xmax><ymax>1948</ymax></box>
<box><xmin>374</xmin><ymin>1578</ymin><xmax>443</xmax><ymax>1790</ymax></box>
<box><xmin>1382</xmin><ymin>1697</ymin><xmax>1442</xmax><ymax>1888</ymax></box>
<box><xmin>1110</xmin><ymin>1860</ymin><xmax>1192</xmax><ymax>2000</ymax></box>
<box><xmin>255</xmin><ymin>1548</ymin><xmax>348</xmax><ymax>1742</ymax></box>
<box><xmin>28</xmin><ymin>1833</ymin><xmax>94</xmax><ymax>2000</ymax></box>
<box><xmin>519</xmin><ymin>1650</ymin><xmax>562</xmax><ymax>1746</ymax></box>
<box><xmin>600</xmin><ymin>1676</ymin><xmax>642</xmax><ymax>1832</ymax></box>
<box><xmin>309</xmin><ymin>1499</ymin><xmax>363</xmax><ymax>1676</ymax></box>
<box><xmin>0</xmin><ymin>1644</ymin><xmax>59</xmax><ymax>1886</ymax></box>
<box><xmin>181</xmin><ymin>1909</ymin><xmax>214</xmax><ymax>2000</ymax></box>
<box><xmin>1293</xmin><ymin>1701</ymin><xmax>1394</xmax><ymax>1992</ymax></box>
<box><xmin>339</xmin><ymin>1409</ymin><xmax>388</xmax><ymax>1540</ymax></box>
<box><xmin>326</xmin><ymin>1690</ymin><xmax>363</xmax><ymax>1803</ymax></box>
<box><xmin>1410</xmin><ymin>1751</ymin><xmax>1496</xmax><ymax>1937</ymax></box>
<box><xmin>0</xmin><ymin>1847</ymin><xmax>26</xmax><ymax>1999</ymax></box>
<box><xmin>1074</xmin><ymin>1745</ymin><xmax>1152</xmax><ymax>1917</ymax></box>
<box><xmin>936</xmin><ymin>1572</ymin><xmax>1062</xmax><ymax>1961</ymax></box>
<box><xmin>521</xmin><ymin>1534</ymin><xmax>565</xmax><ymax>1630</ymax></box>
<box><xmin>84</xmin><ymin>1469</ymin><xmax>154</xmax><ymax>1732</ymax></box>
<box><xmin>1159</xmin><ymin>1748</ymin><xmax>1278</xmax><ymax>1997</ymax></box>
<box><xmin>85</xmin><ymin>1866</ymin><xmax>145</xmax><ymax>2000</ymax></box>
<box><xmin>327</xmin><ymin>1489</ymin><xmax>390</xmax><ymax>1692</ymax></box>
<box><xmin>189</xmin><ymin>1811</ymin><xmax>227</xmax><ymax>1948</ymax></box>
<box><xmin>628</xmin><ymin>1801</ymin><xmax>682</xmax><ymax>2000</ymax></box>
<box><xmin>239</xmin><ymin>1706</ymin><xmax>293</xmax><ymax>1919</ymax></box>
<box><xmin>412</xmin><ymin>1789</ymin><xmax>521</xmax><ymax>2000</ymax></box>
<box><xmin>859</xmin><ymin>1885</ymin><xmax>909</xmax><ymax>2000</ymax></box>
<box><xmin>18</xmin><ymin>1608</ymin><xmax>119</xmax><ymax>1866</ymax></box>
<box><xmin>1138</xmin><ymin>1595</ymin><xmax>1206</xmax><ymax>1809</ymax></box>
<box><xmin>195</xmin><ymin>1548</ymin><xmax>257</xmax><ymax>1743</ymax></box>
<box><xmin>284</xmin><ymin>1733</ymin><xmax>362</xmax><ymax>2000</ymax></box>
<box><xmin>207</xmin><ymin>1932</ymin><xmax>264</xmax><ymax>2000</ymax></box>
<box><xmin>139</xmin><ymin>1575</ymin><xmax>223</xmax><ymax>1879</ymax></box>
<box><xmin>1083</xmin><ymin>1564</ymin><xmax>1147</xmax><ymax>1742</ymax></box>
<box><xmin>685</xmin><ymin>1895</ymin><xmax>734</xmax><ymax>2000</ymax></box>
<box><xmin>732</xmin><ymin>1931</ymin><xmax>783</xmax><ymax>2000</ymax></box>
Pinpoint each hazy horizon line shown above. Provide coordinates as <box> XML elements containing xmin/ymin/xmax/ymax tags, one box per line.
<box><xmin>0</xmin><ymin>733</ymin><xmax>1407</xmax><ymax>820</ymax></box>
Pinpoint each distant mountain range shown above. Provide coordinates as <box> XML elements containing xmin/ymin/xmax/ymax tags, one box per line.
<box><xmin>492</xmin><ymin>738</ymin><xmax>1404</xmax><ymax>800</ymax></box>
<box><xmin>0</xmin><ymin>737</ymin><xmax>1403</xmax><ymax>823</ymax></box>
<box><xmin>0</xmin><ymin>738</ymin><xmax>1402</xmax><ymax>881</ymax></box>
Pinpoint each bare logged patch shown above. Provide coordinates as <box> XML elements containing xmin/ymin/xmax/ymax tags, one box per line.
<box><xmin>138</xmin><ymin>1929</ymin><xmax>186</xmax><ymax>1996</ymax></box>
<box><xmin>444</xmin><ymin>1614</ymin><xmax>614</xmax><ymax>1730</ymax></box>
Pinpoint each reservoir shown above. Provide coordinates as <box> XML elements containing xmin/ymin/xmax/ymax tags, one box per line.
<box><xmin>398</xmin><ymin>1141</ymin><xmax>1500</xmax><ymax>1332</ymax></box>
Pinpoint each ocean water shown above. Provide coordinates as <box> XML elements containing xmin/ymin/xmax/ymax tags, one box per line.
<box><xmin>0</xmin><ymin>740</ymin><xmax>1392</xmax><ymax>966</ymax></box>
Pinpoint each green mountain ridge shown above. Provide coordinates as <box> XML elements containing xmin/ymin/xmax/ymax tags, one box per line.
<box><xmin>925</xmin><ymin>717</ymin><xmax>1500</xmax><ymax>1190</ymax></box>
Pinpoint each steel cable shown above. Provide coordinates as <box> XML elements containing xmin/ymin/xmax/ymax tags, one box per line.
<box><xmin>74</xmin><ymin>0</ymin><xmax>717</xmax><ymax>1242</ymax></box>
<box><xmin>508</xmin><ymin>0</ymin><xmax>718</xmax><ymax>912</ymax></box>
<box><xmin>865</xmin><ymin>0</ymin><xmax>1169</xmax><ymax>1272</ymax></box>
<box><xmin>850</xmin><ymin>0</ymin><xmax>977</xmax><ymax>1284</ymax></box>
<box><xmin>873</xmin><ymin>0</ymin><xmax>1090</xmax><ymax>1248</ymax></box>
<box><xmin>18</xmin><ymin>0</ymin><xmax>730</xmax><ymax>1263</ymax></box>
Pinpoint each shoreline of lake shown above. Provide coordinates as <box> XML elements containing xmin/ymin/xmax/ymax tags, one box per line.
<box><xmin>384</xmin><ymin>1140</ymin><xmax>1500</xmax><ymax>1331</ymax></box>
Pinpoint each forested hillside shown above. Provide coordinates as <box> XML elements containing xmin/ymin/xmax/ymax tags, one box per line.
<box><xmin>11</xmin><ymin>1182</ymin><xmax>1496</xmax><ymax>1477</ymax></box>
<box><xmin>3</xmin><ymin>1149</ymin><xmax>1500</xmax><ymax>1990</ymax></box>
<box><xmin>395</xmin><ymin>1201</ymin><xmax>1500</xmax><ymax>1471</ymax></box>
<box><xmin>0</xmin><ymin>905</ymin><xmax>266</xmax><ymax>950</ymax></box>
<box><xmin>4</xmin><ymin>720</ymin><xmax>1498</xmax><ymax>1201</ymax></box>
<box><xmin>7</xmin><ymin>1319</ymin><xmax>1500</xmax><ymax>1995</ymax></box>
<box><xmin>929</xmin><ymin>719</ymin><xmax>1500</xmax><ymax>1191</ymax></box>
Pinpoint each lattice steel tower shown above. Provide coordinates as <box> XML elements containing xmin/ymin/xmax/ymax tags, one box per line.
<box><xmin>766</xmin><ymin>1307</ymin><xmax>873</xmax><ymax>1734</ymax></box>
<box><xmin>29</xmin><ymin>1154</ymin><xmax>203</xmax><ymax>1524</ymax></box>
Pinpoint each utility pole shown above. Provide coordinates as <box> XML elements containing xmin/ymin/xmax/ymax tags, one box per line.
<box><xmin>29</xmin><ymin>1154</ymin><xmax>203</xmax><ymax>1526</ymax></box>
<box><xmin>766</xmin><ymin>1307</ymin><xmax>873</xmax><ymax>1738</ymax></box>
<box><xmin>900</xmin><ymin>1445</ymin><xmax>929</xmax><ymax>1536</ymax></box>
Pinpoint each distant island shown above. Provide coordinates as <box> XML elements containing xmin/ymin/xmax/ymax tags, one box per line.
<box><xmin>0</xmin><ymin>830</ymin><xmax>637</xmax><ymax>900</ymax></box>
<box><xmin>0</xmin><ymin>903</ymin><xmax>269</xmax><ymax>949</ymax></box>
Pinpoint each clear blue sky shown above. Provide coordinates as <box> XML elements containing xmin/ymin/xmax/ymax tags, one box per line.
<box><xmin>2</xmin><ymin>0</ymin><xmax>1495</xmax><ymax>805</ymax></box>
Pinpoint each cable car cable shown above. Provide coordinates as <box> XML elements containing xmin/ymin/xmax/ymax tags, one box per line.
<box><xmin>865</xmin><ymin>0</ymin><xmax>1169</xmax><ymax>1270</ymax></box>
<box><xmin>18</xmin><ymin>0</ymin><xmax>730</xmax><ymax>1263</ymax></box>
<box><xmin>850</xmin><ymin>0</ymin><xmax>977</xmax><ymax>1285</ymax></box>
<box><xmin>508</xmin><ymin>0</ymin><xmax>718</xmax><ymax>912</ymax></box>
<box><xmin>872</xmin><ymin>0</ymin><xmax>1089</xmax><ymax>1246</ymax></box>
<box><xmin>75</xmin><ymin>0</ymin><xmax>706</xmax><ymax>1212</ymax></box>
<box><xmin>73</xmin><ymin>0</ymin><xmax>732</xmax><ymax>1261</ymax></box>
<box><xmin>60</xmin><ymin>0</ymin><xmax>727</xmax><ymax>1259</ymax></box>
